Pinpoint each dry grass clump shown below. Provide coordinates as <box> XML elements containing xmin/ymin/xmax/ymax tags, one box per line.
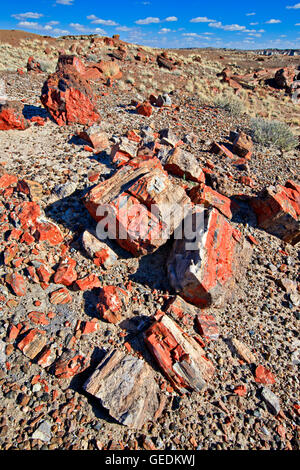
<box><xmin>250</xmin><ymin>118</ymin><xmax>298</xmax><ymax>151</ymax></box>
<box><xmin>214</xmin><ymin>94</ymin><xmax>245</xmax><ymax>117</ymax></box>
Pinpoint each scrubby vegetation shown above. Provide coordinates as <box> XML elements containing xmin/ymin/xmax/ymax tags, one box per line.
<box><xmin>250</xmin><ymin>117</ymin><xmax>298</xmax><ymax>151</ymax></box>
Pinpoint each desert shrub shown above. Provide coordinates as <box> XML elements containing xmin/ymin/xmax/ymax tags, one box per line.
<box><xmin>214</xmin><ymin>95</ymin><xmax>245</xmax><ymax>117</ymax></box>
<box><xmin>101</xmin><ymin>61</ymin><xmax>120</xmax><ymax>79</ymax></box>
<box><xmin>38</xmin><ymin>60</ymin><xmax>56</xmax><ymax>73</ymax></box>
<box><xmin>250</xmin><ymin>117</ymin><xmax>298</xmax><ymax>151</ymax></box>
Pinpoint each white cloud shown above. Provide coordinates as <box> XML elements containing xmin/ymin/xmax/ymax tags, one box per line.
<box><xmin>190</xmin><ymin>17</ymin><xmax>215</xmax><ymax>23</ymax></box>
<box><xmin>265</xmin><ymin>19</ymin><xmax>282</xmax><ymax>24</ymax></box>
<box><xmin>69</xmin><ymin>23</ymin><xmax>87</xmax><ymax>32</ymax></box>
<box><xmin>165</xmin><ymin>16</ymin><xmax>177</xmax><ymax>22</ymax></box>
<box><xmin>182</xmin><ymin>32</ymin><xmax>201</xmax><ymax>37</ymax></box>
<box><xmin>52</xmin><ymin>28</ymin><xmax>70</xmax><ymax>35</ymax></box>
<box><xmin>12</xmin><ymin>12</ymin><xmax>43</xmax><ymax>20</ymax></box>
<box><xmin>159</xmin><ymin>28</ymin><xmax>171</xmax><ymax>34</ymax></box>
<box><xmin>48</xmin><ymin>21</ymin><xmax>60</xmax><ymax>25</ymax></box>
<box><xmin>209</xmin><ymin>22</ymin><xmax>246</xmax><ymax>31</ymax></box>
<box><xmin>135</xmin><ymin>17</ymin><xmax>160</xmax><ymax>24</ymax></box>
<box><xmin>56</xmin><ymin>0</ymin><xmax>74</xmax><ymax>4</ymax></box>
<box><xmin>87</xmin><ymin>15</ymin><xmax>118</xmax><ymax>26</ymax></box>
<box><xmin>17</xmin><ymin>21</ymin><xmax>55</xmax><ymax>32</ymax></box>
<box><xmin>296</xmin><ymin>22</ymin><xmax>300</xmax><ymax>25</ymax></box>
<box><xmin>116</xmin><ymin>25</ymin><xmax>133</xmax><ymax>31</ymax></box>
<box><xmin>94</xmin><ymin>28</ymin><xmax>106</xmax><ymax>35</ymax></box>
<box><xmin>246</xmin><ymin>12</ymin><xmax>256</xmax><ymax>16</ymax></box>
<box><xmin>286</xmin><ymin>2</ymin><xmax>300</xmax><ymax>9</ymax></box>
<box><xmin>250</xmin><ymin>22</ymin><xmax>259</xmax><ymax>25</ymax></box>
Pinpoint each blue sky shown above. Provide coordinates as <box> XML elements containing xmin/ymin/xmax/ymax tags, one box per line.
<box><xmin>1</xmin><ymin>1</ymin><xmax>300</xmax><ymax>49</ymax></box>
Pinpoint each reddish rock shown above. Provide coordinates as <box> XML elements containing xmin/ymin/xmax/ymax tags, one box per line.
<box><xmin>232</xmin><ymin>132</ymin><xmax>253</xmax><ymax>158</ymax></box>
<box><xmin>79</xmin><ymin>124</ymin><xmax>109</xmax><ymax>151</ymax></box>
<box><xmin>255</xmin><ymin>365</ymin><xmax>276</xmax><ymax>385</ymax></box>
<box><xmin>3</xmin><ymin>244</ymin><xmax>18</xmax><ymax>265</ymax></box>
<box><xmin>28</xmin><ymin>311</ymin><xmax>50</xmax><ymax>326</ymax></box>
<box><xmin>56</xmin><ymin>55</ymin><xmax>86</xmax><ymax>75</ymax></box>
<box><xmin>37</xmin><ymin>346</ymin><xmax>56</xmax><ymax>368</ymax></box>
<box><xmin>17</xmin><ymin>329</ymin><xmax>46</xmax><ymax>359</ymax></box>
<box><xmin>81</xmin><ymin>230</ymin><xmax>118</xmax><ymax>269</ymax></box>
<box><xmin>83</xmin><ymin>161</ymin><xmax>191</xmax><ymax>256</ymax></box>
<box><xmin>12</xmin><ymin>201</ymin><xmax>41</xmax><ymax>229</ymax></box>
<box><xmin>75</xmin><ymin>274</ymin><xmax>101</xmax><ymax>291</ymax></box>
<box><xmin>17</xmin><ymin>179</ymin><xmax>43</xmax><ymax>201</ymax></box>
<box><xmin>80</xmin><ymin>319</ymin><xmax>100</xmax><ymax>334</ymax></box>
<box><xmin>35</xmin><ymin>260</ymin><xmax>54</xmax><ymax>284</ymax></box>
<box><xmin>165</xmin><ymin>296</ymin><xmax>197</xmax><ymax>328</ymax></box>
<box><xmin>210</xmin><ymin>142</ymin><xmax>234</xmax><ymax>159</ymax></box>
<box><xmin>54</xmin><ymin>257</ymin><xmax>77</xmax><ymax>286</ymax></box>
<box><xmin>54</xmin><ymin>350</ymin><xmax>89</xmax><ymax>378</ymax></box>
<box><xmin>0</xmin><ymin>101</ymin><xmax>29</xmax><ymax>131</ymax></box>
<box><xmin>145</xmin><ymin>314</ymin><xmax>215</xmax><ymax>393</ymax></box>
<box><xmin>274</xmin><ymin>67</ymin><xmax>296</xmax><ymax>90</ymax></box>
<box><xmin>0</xmin><ymin>174</ymin><xmax>18</xmax><ymax>189</ymax></box>
<box><xmin>164</xmin><ymin>148</ymin><xmax>205</xmax><ymax>183</ymax></box>
<box><xmin>136</xmin><ymin>102</ymin><xmax>152</xmax><ymax>117</ymax></box>
<box><xmin>167</xmin><ymin>208</ymin><xmax>252</xmax><ymax>307</ymax></box>
<box><xmin>111</xmin><ymin>137</ymin><xmax>138</xmax><ymax>161</ymax></box>
<box><xmin>27</xmin><ymin>57</ymin><xmax>42</xmax><ymax>73</ymax></box>
<box><xmin>196</xmin><ymin>313</ymin><xmax>219</xmax><ymax>341</ymax></box>
<box><xmin>233</xmin><ymin>385</ymin><xmax>247</xmax><ymax>397</ymax></box>
<box><xmin>35</xmin><ymin>221</ymin><xmax>64</xmax><ymax>246</ymax></box>
<box><xmin>6</xmin><ymin>273</ymin><xmax>27</xmax><ymax>296</ymax></box>
<box><xmin>157</xmin><ymin>54</ymin><xmax>175</xmax><ymax>70</ymax></box>
<box><xmin>49</xmin><ymin>288</ymin><xmax>72</xmax><ymax>305</ymax></box>
<box><xmin>251</xmin><ymin>181</ymin><xmax>300</xmax><ymax>245</ymax></box>
<box><xmin>40</xmin><ymin>70</ymin><xmax>100</xmax><ymax>126</ymax></box>
<box><xmin>189</xmin><ymin>183</ymin><xmax>233</xmax><ymax>219</ymax></box>
<box><xmin>97</xmin><ymin>286</ymin><xmax>129</xmax><ymax>324</ymax></box>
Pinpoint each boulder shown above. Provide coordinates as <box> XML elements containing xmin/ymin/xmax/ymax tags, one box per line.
<box><xmin>56</xmin><ymin>55</ymin><xmax>86</xmax><ymax>75</ymax></box>
<box><xmin>79</xmin><ymin>124</ymin><xmax>109</xmax><ymax>151</ymax></box>
<box><xmin>83</xmin><ymin>159</ymin><xmax>191</xmax><ymax>256</ymax></box>
<box><xmin>274</xmin><ymin>67</ymin><xmax>296</xmax><ymax>90</ymax></box>
<box><xmin>144</xmin><ymin>314</ymin><xmax>215</xmax><ymax>393</ymax></box>
<box><xmin>40</xmin><ymin>70</ymin><xmax>100</xmax><ymax>126</ymax></box>
<box><xmin>0</xmin><ymin>101</ymin><xmax>29</xmax><ymax>131</ymax></box>
<box><xmin>27</xmin><ymin>56</ymin><xmax>42</xmax><ymax>73</ymax></box>
<box><xmin>164</xmin><ymin>148</ymin><xmax>205</xmax><ymax>183</ymax></box>
<box><xmin>83</xmin><ymin>349</ymin><xmax>165</xmax><ymax>428</ymax></box>
<box><xmin>232</xmin><ymin>132</ymin><xmax>253</xmax><ymax>158</ymax></box>
<box><xmin>251</xmin><ymin>181</ymin><xmax>300</xmax><ymax>245</ymax></box>
<box><xmin>97</xmin><ymin>285</ymin><xmax>129</xmax><ymax>324</ymax></box>
<box><xmin>157</xmin><ymin>54</ymin><xmax>175</xmax><ymax>70</ymax></box>
<box><xmin>167</xmin><ymin>207</ymin><xmax>252</xmax><ymax>307</ymax></box>
<box><xmin>189</xmin><ymin>183</ymin><xmax>233</xmax><ymax>219</ymax></box>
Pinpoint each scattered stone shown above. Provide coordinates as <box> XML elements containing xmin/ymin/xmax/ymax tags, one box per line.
<box><xmin>251</xmin><ymin>181</ymin><xmax>300</xmax><ymax>245</ymax></box>
<box><xmin>83</xmin><ymin>349</ymin><xmax>165</xmax><ymax>428</ymax></box>
<box><xmin>40</xmin><ymin>69</ymin><xmax>100</xmax><ymax>126</ymax></box>
<box><xmin>31</xmin><ymin>420</ymin><xmax>52</xmax><ymax>442</ymax></box>
<box><xmin>97</xmin><ymin>286</ymin><xmax>129</xmax><ymax>324</ymax></box>
<box><xmin>167</xmin><ymin>208</ymin><xmax>252</xmax><ymax>307</ymax></box>
<box><xmin>189</xmin><ymin>183</ymin><xmax>233</xmax><ymax>219</ymax></box>
<box><xmin>164</xmin><ymin>148</ymin><xmax>205</xmax><ymax>183</ymax></box>
<box><xmin>0</xmin><ymin>101</ymin><xmax>29</xmax><ymax>131</ymax></box>
<box><xmin>17</xmin><ymin>329</ymin><xmax>47</xmax><ymax>359</ymax></box>
<box><xmin>145</xmin><ymin>314</ymin><xmax>215</xmax><ymax>393</ymax></box>
<box><xmin>261</xmin><ymin>387</ymin><xmax>281</xmax><ymax>415</ymax></box>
